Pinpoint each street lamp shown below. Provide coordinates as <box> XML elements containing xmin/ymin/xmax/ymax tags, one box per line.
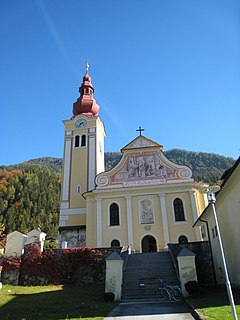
<box><xmin>200</xmin><ymin>186</ymin><xmax>238</xmax><ymax>320</ymax></box>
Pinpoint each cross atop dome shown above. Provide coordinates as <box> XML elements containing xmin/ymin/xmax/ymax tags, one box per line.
<box><xmin>72</xmin><ymin>64</ymin><xmax>100</xmax><ymax>118</ymax></box>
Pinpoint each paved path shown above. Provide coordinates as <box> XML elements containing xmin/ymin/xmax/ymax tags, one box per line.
<box><xmin>104</xmin><ymin>300</ymin><xmax>196</xmax><ymax>320</ymax></box>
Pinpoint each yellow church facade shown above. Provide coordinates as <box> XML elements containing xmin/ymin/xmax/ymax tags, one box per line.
<box><xmin>58</xmin><ymin>67</ymin><xmax>207</xmax><ymax>252</ymax></box>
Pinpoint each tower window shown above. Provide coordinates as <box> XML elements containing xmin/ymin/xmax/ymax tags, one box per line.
<box><xmin>111</xmin><ymin>239</ymin><xmax>120</xmax><ymax>247</ymax></box>
<box><xmin>74</xmin><ymin>135</ymin><xmax>80</xmax><ymax>148</ymax></box>
<box><xmin>173</xmin><ymin>198</ymin><xmax>185</xmax><ymax>221</ymax></box>
<box><xmin>81</xmin><ymin>134</ymin><xmax>86</xmax><ymax>147</ymax></box>
<box><xmin>109</xmin><ymin>203</ymin><xmax>120</xmax><ymax>226</ymax></box>
<box><xmin>86</xmin><ymin>88</ymin><xmax>89</xmax><ymax>94</ymax></box>
<box><xmin>77</xmin><ymin>185</ymin><xmax>81</xmax><ymax>194</ymax></box>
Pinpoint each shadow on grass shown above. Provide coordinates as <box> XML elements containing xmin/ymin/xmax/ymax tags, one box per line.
<box><xmin>187</xmin><ymin>287</ymin><xmax>240</xmax><ymax>309</ymax></box>
<box><xmin>0</xmin><ymin>284</ymin><xmax>117</xmax><ymax>320</ymax></box>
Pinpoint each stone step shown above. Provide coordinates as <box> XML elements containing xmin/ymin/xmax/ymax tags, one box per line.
<box><xmin>121</xmin><ymin>251</ymin><xmax>179</xmax><ymax>300</ymax></box>
<box><xmin>124</xmin><ymin>266</ymin><xmax>175</xmax><ymax>272</ymax></box>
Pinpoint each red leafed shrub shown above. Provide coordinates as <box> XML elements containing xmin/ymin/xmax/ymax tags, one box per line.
<box><xmin>20</xmin><ymin>242</ymin><xmax>44</xmax><ymax>281</ymax></box>
<box><xmin>20</xmin><ymin>247</ymin><xmax>112</xmax><ymax>285</ymax></box>
<box><xmin>0</xmin><ymin>257</ymin><xmax>21</xmax><ymax>272</ymax></box>
<box><xmin>24</xmin><ymin>242</ymin><xmax>41</xmax><ymax>258</ymax></box>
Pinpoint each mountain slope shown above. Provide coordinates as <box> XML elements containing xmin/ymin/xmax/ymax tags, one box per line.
<box><xmin>1</xmin><ymin>150</ymin><xmax>235</xmax><ymax>184</ymax></box>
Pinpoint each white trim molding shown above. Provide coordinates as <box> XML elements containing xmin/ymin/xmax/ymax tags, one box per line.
<box><xmin>60</xmin><ymin>208</ymin><xmax>86</xmax><ymax>215</ymax></box>
<box><xmin>88</xmin><ymin>134</ymin><xmax>96</xmax><ymax>191</ymax></box>
<box><xmin>189</xmin><ymin>191</ymin><xmax>202</xmax><ymax>241</ymax></box>
<box><xmin>60</xmin><ymin>201</ymin><xmax>69</xmax><ymax>210</ymax></box>
<box><xmin>159</xmin><ymin>192</ymin><xmax>170</xmax><ymax>247</ymax></box>
<box><xmin>96</xmin><ymin>196</ymin><xmax>102</xmax><ymax>247</ymax></box>
<box><xmin>125</xmin><ymin>194</ymin><xmax>133</xmax><ymax>246</ymax></box>
<box><xmin>62</xmin><ymin>138</ymin><xmax>72</xmax><ymax>202</ymax></box>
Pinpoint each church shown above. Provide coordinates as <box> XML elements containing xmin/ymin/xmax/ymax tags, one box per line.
<box><xmin>58</xmin><ymin>65</ymin><xmax>207</xmax><ymax>252</ymax></box>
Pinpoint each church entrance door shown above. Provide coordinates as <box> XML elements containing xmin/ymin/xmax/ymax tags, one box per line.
<box><xmin>141</xmin><ymin>235</ymin><xmax>157</xmax><ymax>253</ymax></box>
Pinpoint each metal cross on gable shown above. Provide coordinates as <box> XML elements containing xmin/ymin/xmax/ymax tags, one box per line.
<box><xmin>136</xmin><ymin>126</ymin><xmax>145</xmax><ymax>136</ymax></box>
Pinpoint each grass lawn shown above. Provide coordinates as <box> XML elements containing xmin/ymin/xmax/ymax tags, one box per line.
<box><xmin>0</xmin><ymin>284</ymin><xmax>117</xmax><ymax>320</ymax></box>
<box><xmin>187</xmin><ymin>287</ymin><xmax>240</xmax><ymax>319</ymax></box>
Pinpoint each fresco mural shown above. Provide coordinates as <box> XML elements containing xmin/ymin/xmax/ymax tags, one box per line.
<box><xmin>111</xmin><ymin>154</ymin><xmax>176</xmax><ymax>183</ymax></box>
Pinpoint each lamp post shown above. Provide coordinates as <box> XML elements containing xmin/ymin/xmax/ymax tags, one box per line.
<box><xmin>200</xmin><ymin>186</ymin><xmax>238</xmax><ymax>320</ymax></box>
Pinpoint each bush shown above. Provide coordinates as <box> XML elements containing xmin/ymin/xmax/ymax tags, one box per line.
<box><xmin>44</xmin><ymin>240</ymin><xmax>58</xmax><ymax>249</ymax></box>
<box><xmin>104</xmin><ymin>292</ymin><xmax>115</xmax><ymax>302</ymax></box>
<box><xmin>19</xmin><ymin>246</ymin><xmax>112</xmax><ymax>285</ymax></box>
<box><xmin>0</xmin><ymin>257</ymin><xmax>21</xmax><ymax>272</ymax></box>
<box><xmin>185</xmin><ymin>281</ymin><xmax>202</xmax><ymax>296</ymax></box>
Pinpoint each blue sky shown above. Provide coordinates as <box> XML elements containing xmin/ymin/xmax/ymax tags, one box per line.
<box><xmin>0</xmin><ymin>0</ymin><xmax>239</xmax><ymax>165</ymax></box>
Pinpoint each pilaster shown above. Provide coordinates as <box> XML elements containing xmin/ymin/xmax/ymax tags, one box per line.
<box><xmin>125</xmin><ymin>194</ymin><xmax>133</xmax><ymax>246</ymax></box>
<box><xmin>88</xmin><ymin>131</ymin><xmax>96</xmax><ymax>191</ymax></box>
<box><xmin>189</xmin><ymin>190</ymin><xmax>201</xmax><ymax>241</ymax></box>
<box><xmin>61</xmin><ymin>133</ymin><xmax>72</xmax><ymax>204</ymax></box>
<box><xmin>159</xmin><ymin>192</ymin><xmax>170</xmax><ymax>247</ymax></box>
<box><xmin>96</xmin><ymin>195</ymin><xmax>102</xmax><ymax>247</ymax></box>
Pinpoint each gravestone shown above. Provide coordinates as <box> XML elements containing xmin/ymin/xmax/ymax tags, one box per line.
<box><xmin>4</xmin><ymin>231</ymin><xmax>28</xmax><ymax>257</ymax></box>
<box><xmin>25</xmin><ymin>229</ymin><xmax>46</xmax><ymax>252</ymax></box>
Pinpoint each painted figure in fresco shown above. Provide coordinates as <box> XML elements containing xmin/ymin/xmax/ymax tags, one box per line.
<box><xmin>129</xmin><ymin>159</ymin><xmax>135</xmax><ymax>177</ymax></box>
<box><xmin>112</xmin><ymin>154</ymin><xmax>177</xmax><ymax>183</ymax></box>
<box><xmin>138</xmin><ymin>158</ymin><xmax>146</xmax><ymax>178</ymax></box>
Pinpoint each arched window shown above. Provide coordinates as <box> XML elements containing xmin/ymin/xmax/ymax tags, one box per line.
<box><xmin>174</xmin><ymin>198</ymin><xmax>185</xmax><ymax>221</ymax></box>
<box><xmin>178</xmin><ymin>235</ymin><xmax>188</xmax><ymax>244</ymax></box>
<box><xmin>77</xmin><ymin>185</ymin><xmax>81</xmax><ymax>194</ymax></box>
<box><xmin>81</xmin><ymin>134</ymin><xmax>86</xmax><ymax>147</ymax></box>
<box><xmin>111</xmin><ymin>239</ymin><xmax>120</xmax><ymax>247</ymax></box>
<box><xmin>109</xmin><ymin>203</ymin><xmax>119</xmax><ymax>226</ymax></box>
<box><xmin>74</xmin><ymin>135</ymin><xmax>80</xmax><ymax>148</ymax></box>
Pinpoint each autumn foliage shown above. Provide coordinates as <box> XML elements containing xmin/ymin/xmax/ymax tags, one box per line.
<box><xmin>0</xmin><ymin>243</ymin><xmax>112</xmax><ymax>285</ymax></box>
<box><xmin>0</xmin><ymin>167</ymin><xmax>61</xmax><ymax>237</ymax></box>
<box><xmin>0</xmin><ymin>256</ymin><xmax>21</xmax><ymax>272</ymax></box>
<box><xmin>20</xmin><ymin>246</ymin><xmax>110</xmax><ymax>285</ymax></box>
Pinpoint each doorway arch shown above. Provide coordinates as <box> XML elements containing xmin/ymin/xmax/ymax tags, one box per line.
<box><xmin>141</xmin><ymin>235</ymin><xmax>157</xmax><ymax>253</ymax></box>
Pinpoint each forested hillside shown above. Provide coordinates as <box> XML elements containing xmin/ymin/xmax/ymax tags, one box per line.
<box><xmin>0</xmin><ymin>167</ymin><xmax>61</xmax><ymax>236</ymax></box>
<box><xmin>6</xmin><ymin>157</ymin><xmax>62</xmax><ymax>173</ymax></box>
<box><xmin>164</xmin><ymin>149</ymin><xmax>234</xmax><ymax>183</ymax></box>
<box><xmin>0</xmin><ymin>149</ymin><xmax>235</xmax><ymax>237</ymax></box>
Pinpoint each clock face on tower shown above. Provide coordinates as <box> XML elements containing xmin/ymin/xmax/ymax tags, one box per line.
<box><xmin>75</xmin><ymin>118</ymin><xmax>87</xmax><ymax>129</ymax></box>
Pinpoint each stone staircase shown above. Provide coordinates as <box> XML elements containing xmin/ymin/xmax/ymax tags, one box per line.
<box><xmin>121</xmin><ymin>251</ymin><xmax>179</xmax><ymax>300</ymax></box>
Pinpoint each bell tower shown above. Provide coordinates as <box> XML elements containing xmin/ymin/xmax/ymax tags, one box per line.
<box><xmin>59</xmin><ymin>64</ymin><xmax>106</xmax><ymax>247</ymax></box>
